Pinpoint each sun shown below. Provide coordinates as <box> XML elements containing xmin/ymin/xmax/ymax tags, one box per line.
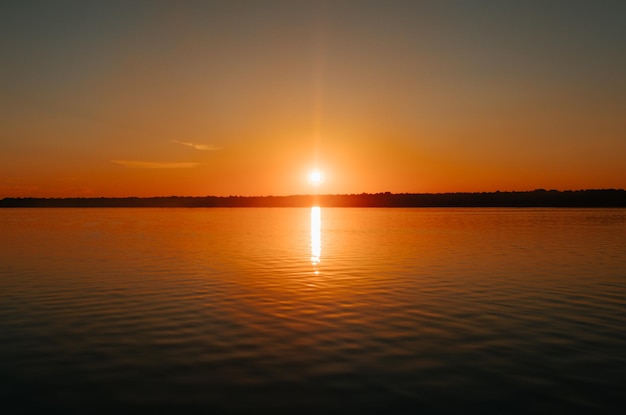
<box><xmin>307</xmin><ymin>169</ymin><xmax>325</xmax><ymax>186</ymax></box>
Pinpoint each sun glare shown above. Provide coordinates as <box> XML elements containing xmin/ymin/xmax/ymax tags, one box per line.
<box><xmin>307</xmin><ymin>169</ymin><xmax>325</xmax><ymax>186</ymax></box>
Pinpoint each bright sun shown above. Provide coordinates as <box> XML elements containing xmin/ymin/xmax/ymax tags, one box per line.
<box><xmin>307</xmin><ymin>169</ymin><xmax>325</xmax><ymax>186</ymax></box>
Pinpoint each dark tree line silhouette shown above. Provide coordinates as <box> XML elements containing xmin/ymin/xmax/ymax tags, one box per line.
<box><xmin>1</xmin><ymin>189</ymin><xmax>625</xmax><ymax>208</ymax></box>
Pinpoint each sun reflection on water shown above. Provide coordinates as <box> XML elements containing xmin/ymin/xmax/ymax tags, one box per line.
<box><xmin>311</xmin><ymin>206</ymin><xmax>321</xmax><ymax>268</ymax></box>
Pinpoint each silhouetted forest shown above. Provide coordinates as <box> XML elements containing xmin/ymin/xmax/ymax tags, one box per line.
<box><xmin>1</xmin><ymin>189</ymin><xmax>625</xmax><ymax>208</ymax></box>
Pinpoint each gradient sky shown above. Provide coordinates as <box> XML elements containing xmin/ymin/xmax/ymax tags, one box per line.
<box><xmin>1</xmin><ymin>0</ymin><xmax>625</xmax><ymax>197</ymax></box>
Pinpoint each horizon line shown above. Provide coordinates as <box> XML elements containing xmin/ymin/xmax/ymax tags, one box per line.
<box><xmin>2</xmin><ymin>188</ymin><xmax>625</xmax><ymax>201</ymax></box>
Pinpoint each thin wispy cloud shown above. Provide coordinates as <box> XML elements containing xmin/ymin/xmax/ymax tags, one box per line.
<box><xmin>110</xmin><ymin>160</ymin><xmax>201</xmax><ymax>169</ymax></box>
<box><xmin>171</xmin><ymin>140</ymin><xmax>220</xmax><ymax>151</ymax></box>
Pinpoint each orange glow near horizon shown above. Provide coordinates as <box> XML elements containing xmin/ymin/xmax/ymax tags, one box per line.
<box><xmin>1</xmin><ymin>3</ymin><xmax>625</xmax><ymax>198</ymax></box>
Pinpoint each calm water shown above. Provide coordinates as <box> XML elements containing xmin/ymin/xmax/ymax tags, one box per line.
<box><xmin>1</xmin><ymin>208</ymin><xmax>625</xmax><ymax>414</ymax></box>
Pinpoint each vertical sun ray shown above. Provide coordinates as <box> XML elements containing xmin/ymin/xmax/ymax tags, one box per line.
<box><xmin>312</xmin><ymin>8</ymin><xmax>327</xmax><ymax>164</ymax></box>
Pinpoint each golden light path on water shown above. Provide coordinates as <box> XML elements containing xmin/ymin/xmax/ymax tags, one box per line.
<box><xmin>310</xmin><ymin>206</ymin><xmax>321</xmax><ymax>270</ymax></box>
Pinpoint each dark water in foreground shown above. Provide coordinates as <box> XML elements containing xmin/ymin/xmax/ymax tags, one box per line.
<box><xmin>1</xmin><ymin>208</ymin><xmax>625</xmax><ymax>414</ymax></box>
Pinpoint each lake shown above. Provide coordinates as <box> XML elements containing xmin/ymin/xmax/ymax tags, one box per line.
<box><xmin>1</xmin><ymin>208</ymin><xmax>625</xmax><ymax>413</ymax></box>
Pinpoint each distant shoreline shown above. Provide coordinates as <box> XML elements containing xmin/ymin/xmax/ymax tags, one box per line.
<box><xmin>1</xmin><ymin>189</ymin><xmax>625</xmax><ymax>208</ymax></box>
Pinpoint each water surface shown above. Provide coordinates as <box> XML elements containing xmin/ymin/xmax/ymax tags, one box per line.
<box><xmin>1</xmin><ymin>208</ymin><xmax>625</xmax><ymax>413</ymax></box>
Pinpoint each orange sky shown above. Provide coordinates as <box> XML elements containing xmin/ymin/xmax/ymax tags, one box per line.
<box><xmin>1</xmin><ymin>1</ymin><xmax>625</xmax><ymax>197</ymax></box>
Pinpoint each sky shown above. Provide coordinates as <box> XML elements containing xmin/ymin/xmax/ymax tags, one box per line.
<box><xmin>1</xmin><ymin>0</ymin><xmax>625</xmax><ymax>197</ymax></box>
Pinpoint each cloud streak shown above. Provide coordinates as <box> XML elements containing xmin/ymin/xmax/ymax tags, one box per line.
<box><xmin>171</xmin><ymin>140</ymin><xmax>220</xmax><ymax>151</ymax></box>
<box><xmin>111</xmin><ymin>160</ymin><xmax>201</xmax><ymax>169</ymax></box>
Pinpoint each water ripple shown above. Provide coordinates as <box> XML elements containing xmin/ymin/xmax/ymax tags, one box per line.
<box><xmin>1</xmin><ymin>208</ymin><xmax>625</xmax><ymax>413</ymax></box>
